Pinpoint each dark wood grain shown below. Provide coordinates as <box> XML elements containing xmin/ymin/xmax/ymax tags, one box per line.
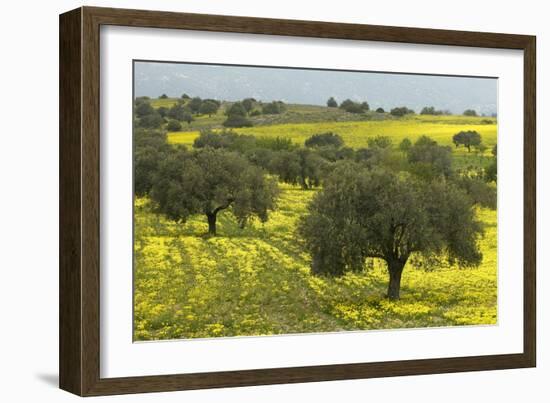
<box><xmin>523</xmin><ymin>37</ymin><xmax>537</xmax><ymax>367</ymax></box>
<box><xmin>59</xmin><ymin>8</ymin><xmax>82</xmax><ymax>396</ymax></box>
<box><xmin>59</xmin><ymin>6</ymin><xmax>537</xmax><ymax>396</ymax></box>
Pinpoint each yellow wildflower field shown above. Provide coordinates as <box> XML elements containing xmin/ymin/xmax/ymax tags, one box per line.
<box><xmin>168</xmin><ymin>115</ymin><xmax>497</xmax><ymax>156</ymax></box>
<box><xmin>134</xmin><ymin>182</ymin><xmax>497</xmax><ymax>341</ymax></box>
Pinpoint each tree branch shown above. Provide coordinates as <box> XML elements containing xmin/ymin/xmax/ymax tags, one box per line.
<box><xmin>212</xmin><ymin>197</ymin><xmax>235</xmax><ymax>215</ymax></box>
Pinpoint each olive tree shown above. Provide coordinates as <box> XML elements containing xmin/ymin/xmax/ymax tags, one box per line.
<box><xmin>199</xmin><ymin>100</ymin><xmax>220</xmax><ymax>116</ymax></box>
<box><xmin>452</xmin><ymin>130</ymin><xmax>482</xmax><ymax>152</ymax></box>
<box><xmin>269</xmin><ymin>149</ymin><xmax>326</xmax><ymax>189</ymax></box>
<box><xmin>150</xmin><ymin>148</ymin><xmax>279</xmax><ymax>235</ymax></box>
<box><xmin>327</xmin><ymin>97</ymin><xmax>338</xmax><ymax>108</ymax></box>
<box><xmin>299</xmin><ymin>163</ymin><xmax>483</xmax><ymax>300</ymax></box>
<box><xmin>407</xmin><ymin>136</ymin><xmax>452</xmax><ymax>179</ymax></box>
<box><xmin>188</xmin><ymin>97</ymin><xmax>203</xmax><ymax>114</ymax></box>
<box><xmin>398</xmin><ymin>138</ymin><xmax>412</xmax><ymax>153</ymax></box>
<box><xmin>390</xmin><ymin>106</ymin><xmax>415</xmax><ymax>117</ymax></box>
<box><xmin>304</xmin><ymin>132</ymin><xmax>344</xmax><ymax>148</ymax></box>
<box><xmin>134</xmin><ymin>129</ymin><xmax>174</xmax><ymax>196</ymax></box>
<box><xmin>340</xmin><ymin>99</ymin><xmax>368</xmax><ymax>114</ymax></box>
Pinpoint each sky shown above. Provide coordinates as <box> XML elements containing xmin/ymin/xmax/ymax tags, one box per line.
<box><xmin>134</xmin><ymin>61</ymin><xmax>497</xmax><ymax>115</ymax></box>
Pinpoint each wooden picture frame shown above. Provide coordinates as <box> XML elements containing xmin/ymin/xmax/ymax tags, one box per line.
<box><xmin>59</xmin><ymin>6</ymin><xmax>536</xmax><ymax>396</ymax></box>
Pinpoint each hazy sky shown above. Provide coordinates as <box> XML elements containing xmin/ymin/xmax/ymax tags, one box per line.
<box><xmin>134</xmin><ymin>61</ymin><xmax>497</xmax><ymax>115</ymax></box>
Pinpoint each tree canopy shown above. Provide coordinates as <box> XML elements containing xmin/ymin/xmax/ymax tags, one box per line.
<box><xmin>188</xmin><ymin>97</ymin><xmax>203</xmax><ymax>114</ymax></box>
<box><xmin>261</xmin><ymin>101</ymin><xmax>285</xmax><ymax>115</ymax></box>
<box><xmin>134</xmin><ymin>129</ymin><xmax>175</xmax><ymax>196</ymax></box>
<box><xmin>304</xmin><ymin>132</ymin><xmax>344</xmax><ymax>149</ymax></box>
<box><xmin>339</xmin><ymin>99</ymin><xmax>369</xmax><ymax>114</ymax></box>
<box><xmin>150</xmin><ymin>148</ymin><xmax>279</xmax><ymax>235</ymax></box>
<box><xmin>452</xmin><ymin>130</ymin><xmax>482</xmax><ymax>152</ymax></box>
<box><xmin>298</xmin><ymin>163</ymin><xmax>483</xmax><ymax>299</ymax></box>
<box><xmin>199</xmin><ymin>100</ymin><xmax>220</xmax><ymax>116</ymax></box>
<box><xmin>390</xmin><ymin>106</ymin><xmax>415</xmax><ymax>117</ymax></box>
<box><xmin>327</xmin><ymin>97</ymin><xmax>338</xmax><ymax>107</ymax></box>
<box><xmin>407</xmin><ymin>136</ymin><xmax>453</xmax><ymax>179</ymax></box>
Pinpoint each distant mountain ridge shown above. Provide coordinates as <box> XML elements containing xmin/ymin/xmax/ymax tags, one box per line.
<box><xmin>135</xmin><ymin>62</ymin><xmax>497</xmax><ymax>115</ymax></box>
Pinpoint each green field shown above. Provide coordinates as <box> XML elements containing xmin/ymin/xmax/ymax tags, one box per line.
<box><xmin>134</xmin><ymin>108</ymin><xmax>498</xmax><ymax>340</ymax></box>
<box><xmin>134</xmin><ymin>183</ymin><xmax>497</xmax><ymax>340</ymax></box>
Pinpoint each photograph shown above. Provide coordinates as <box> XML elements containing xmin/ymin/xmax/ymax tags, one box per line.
<box><xmin>132</xmin><ymin>61</ymin><xmax>498</xmax><ymax>342</ymax></box>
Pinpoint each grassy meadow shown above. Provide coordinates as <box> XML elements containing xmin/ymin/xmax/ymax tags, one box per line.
<box><xmin>134</xmin><ymin>100</ymin><xmax>498</xmax><ymax>341</ymax></box>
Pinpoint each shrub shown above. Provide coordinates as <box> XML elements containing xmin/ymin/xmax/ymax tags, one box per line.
<box><xmin>327</xmin><ymin>97</ymin><xmax>338</xmax><ymax>108</ymax></box>
<box><xmin>340</xmin><ymin>99</ymin><xmax>368</xmax><ymax>114</ymax></box>
<box><xmin>390</xmin><ymin>106</ymin><xmax>415</xmax><ymax>117</ymax></box>
<box><xmin>166</xmin><ymin>120</ymin><xmax>182</xmax><ymax>132</ymax></box>
<box><xmin>262</xmin><ymin>101</ymin><xmax>285</xmax><ymax>115</ymax></box>
<box><xmin>367</xmin><ymin>135</ymin><xmax>392</xmax><ymax>149</ymax></box>
<box><xmin>139</xmin><ymin>112</ymin><xmax>163</xmax><ymax>129</ymax></box>
<box><xmin>305</xmin><ymin>132</ymin><xmax>344</xmax><ymax>148</ymax></box>
<box><xmin>223</xmin><ymin>114</ymin><xmax>253</xmax><ymax>128</ymax></box>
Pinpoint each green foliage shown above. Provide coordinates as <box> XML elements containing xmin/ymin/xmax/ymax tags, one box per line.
<box><xmin>188</xmin><ymin>97</ymin><xmax>203</xmax><ymax>114</ymax></box>
<box><xmin>485</xmin><ymin>160</ymin><xmax>497</xmax><ymax>183</ymax></box>
<box><xmin>255</xmin><ymin>136</ymin><xmax>297</xmax><ymax>151</ymax></box>
<box><xmin>134</xmin><ymin>129</ymin><xmax>175</xmax><ymax>196</ymax></box>
<box><xmin>157</xmin><ymin>106</ymin><xmax>168</xmax><ymax>118</ymax></box>
<box><xmin>199</xmin><ymin>100</ymin><xmax>220</xmax><ymax>116</ymax></box>
<box><xmin>340</xmin><ymin>99</ymin><xmax>368</xmax><ymax>114</ymax></box>
<box><xmin>299</xmin><ymin>164</ymin><xmax>483</xmax><ymax>299</ymax></box>
<box><xmin>316</xmin><ymin>146</ymin><xmax>354</xmax><ymax>162</ymax></box>
<box><xmin>452</xmin><ymin>130</ymin><xmax>482</xmax><ymax>152</ymax></box>
<box><xmin>181</xmin><ymin>93</ymin><xmax>190</xmax><ymax>99</ymax></box>
<box><xmin>150</xmin><ymin>148</ymin><xmax>279</xmax><ymax>235</ymax></box>
<box><xmin>223</xmin><ymin>114</ymin><xmax>254</xmax><ymax>128</ymax></box>
<box><xmin>398</xmin><ymin>138</ymin><xmax>412</xmax><ymax>152</ymax></box>
<box><xmin>407</xmin><ymin>136</ymin><xmax>452</xmax><ymax>179</ymax></box>
<box><xmin>166</xmin><ymin>120</ymin><xmax>182</xmax><ymax>132</ymax></box>
<box><xmin>182</xmin><ymin>111</ymin><xmax>193</xmax><ymax>125</ymax></box>
<box><xmin>193</xmin><ymin>130</ymin><xmax>256</xmax><ymax>152</ymax></box>
<box><xmin>304</xmin><ymin>132</ymin><xmax>344</xmax><ymax>148</ymax></box>
<box><xmin>139</xmin><ymin>112</ymin><xmax>163</xmax><ymax>129</ymax></box>
<box><xmin>225</xmin><ymin>102</ymin><xmax>247</xmax><ymax>117</ymax></box>
<box><xmin>463</xmin><ymin>109</ymin><xmax>478</xmax><ymax>117</ymax></box>
<box><xmin>135</xmin><ymin>99</ymin><xmax>155</xmax><ymax>117</ymax></box>
<box><xmin>269</xmin><ymin>149</ymin><xmax>326</xmax><ymax>189</ymax></box>
<box><xmin>454</xmin><ymin>176</ymin><xmax>497</xmax><ymax>209</ymax></box>
<box><xmin>390</xmin><ymin>106</ymin><xmax>415</xmax><ymax>117</ymax></box>
<box><xmin>367</xmin><ymin>135</ymin><xmax>392</xmax><ymax>149</ymax></box>
<box><xmin>375</xmin><ymin>107</ymin><xmax>385</xmax><ymax>113</ymax></box>
<box><xmin>159</xmin><ymin>93</ymin><xmax>168</xmax><ymax>99</ymax></box>
<box><xmin>420</xmin><ymin>106</ymin><xmax>446</xmax><ymax>115</ymax></box>
<box><xmin>167</xmin><ymin>103</ymin><xmax>186</xmax><ymax>121</ymax></box>
<box><xmin>262</xmin><ymin>101</ymin><xmax>285</xmax><ymax>115</ymax></box>
<box><xmin>327</xmin><ymin>97</ymin><xmax>338</xmax><ymax>108</ymax></box>
<box><xmin>242</xmin><ymin>98</ymin><xmax>256</xmax><ymax>113</ymax></box>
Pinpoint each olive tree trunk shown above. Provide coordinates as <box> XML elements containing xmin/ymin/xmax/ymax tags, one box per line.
<box><xmin>206</xmin><ymin>213</ymin><xmax>217</xmax><ymax>235</ymax></box>
<box><xmin>387</xmin><ymin>260</ymin><xmax>405</xmax><ymax>300</ymax></box>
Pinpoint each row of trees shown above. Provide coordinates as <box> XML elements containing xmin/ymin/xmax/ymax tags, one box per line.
<box><xmin>135</xmin><ymin>114</ymin><xmax>496</xmax><ymax>300</ymax></box>
<box><xmin>327</xmin><ymin>98</ymin><xmax>488</xmax><ymax>118</ymax></box>
<box><xmin>223</xmin><ymin>99</ymin><xmax>286</xmax><ymax>128</ymax></box>
<box><xmin>134</xmin><ymin>96</ymin><xmax>222</xmax><ymax>131</ymax></box>
<box><xmin>134</xmin><ymin>129</ymin><xmax>280</xmax><ymax>235</ymax></box>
